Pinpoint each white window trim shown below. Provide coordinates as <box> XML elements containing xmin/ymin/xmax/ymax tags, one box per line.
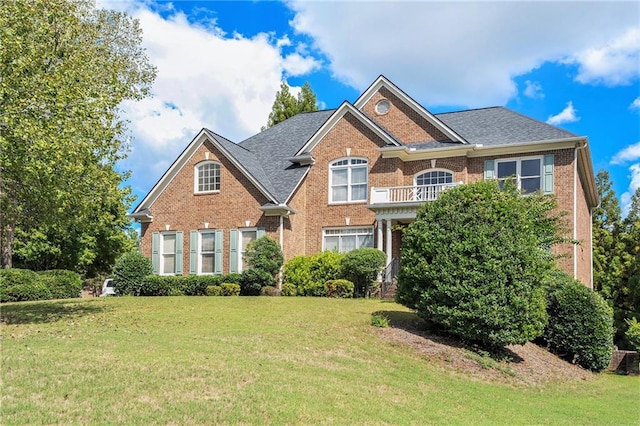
<box><xmin>495</xmin><ymin>155</ymin><xmax>544</xmax><ymax>193</ymax></box>
<box><xmin>322</xmin><ymin>226</ymin><xmax>375</xmax><ymax>253</ymax></box>
<box><xmin>413</xmin><ymin>168</ymin><xmax>454</xmax><ymax>186</ymax></box>
<box><xmin>159</xmin><ymin>232</ymin><xmax>177</xmax><ymax>276</ymax></box>
<box><xmin>328</xmin><ymin>157</ymin><xmax>369</xmax><ymax>205</ymax></box>
<box><xmin>194</xmin><ymin>160</ymin><xmax>221</xmax><ymax>194</ymax></box>
<box><xmin>238</xmin><ymin>227</ymin><xmax>258</xmax><ymax>273</ymax></box>
<box><xmin>197</xmin><ymin>230</ymin><xmax>217</xmax><ymax>275</ymax></box>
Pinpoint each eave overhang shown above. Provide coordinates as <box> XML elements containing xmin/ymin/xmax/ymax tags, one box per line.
<box><xmin>260</xmin><ymin>203</ymin><xmax>297</xmax><ymax>217</ymax></box>
<box><xmin>128</xmin><ymin>208</ymin><xmax>153</xmax><ymax>223</ymax></box>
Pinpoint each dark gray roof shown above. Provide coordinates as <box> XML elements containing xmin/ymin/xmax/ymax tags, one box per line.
<box><xmin>435</xmin><ymin>107</ymin><xmax>578</xmax><ymax>146</ymax></box>
<box><xmin>237</xmin><ymin>109</ymin><xmax>336</xmax><ymax>202</ymax></box>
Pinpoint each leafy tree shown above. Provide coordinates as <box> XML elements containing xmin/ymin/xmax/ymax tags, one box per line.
<box><xmin>397</xmin><ymin>180</ymin><xmax>569</xmax><ymax>349</ymax></box>
<box><xmin>0</xmin><ymin>0</ymin><xmax>156</xmax><ymax>270</ymax></box>
<box><xmin>263</xmin><ymin>81</ymin><xmax>318</xmax><ymax>129</ymax></box>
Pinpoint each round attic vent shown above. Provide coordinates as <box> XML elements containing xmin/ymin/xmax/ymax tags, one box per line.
<box><xmin>375</xmin><ymin>99</ymin><xmax>391</xmax><ymax>115</ymax></box>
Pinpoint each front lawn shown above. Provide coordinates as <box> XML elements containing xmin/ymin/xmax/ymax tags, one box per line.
<box><xmin>1</xmin><ymin>297</ymin><xmax>636</xmax><ymax>424</ymax></box>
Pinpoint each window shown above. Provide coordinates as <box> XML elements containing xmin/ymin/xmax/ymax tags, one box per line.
<box><xmin>415</xmin><ymin>170</ymin><xmax>453</xmax><ymax>186</ymax></box>
<box><xmin>160</xmin><ymin>233</ymin><xmax>176</xmax><ymax>275</ymax></box>
<box><xmin>330</xmin><ymin>158</ymin><xmax>368</xmax><ymax>203</ymax></box>
<box><xmin>239</xmin><ymin>229</ymin><xmax>257</xmax><ymax>272</ymax></box>
<box><xmin>195</xmin><ymin>161</ymin><xmax>220</xmax><ymax>193</ymax></box>
<box><xmin>323</xmin><ymin>227</ymin><xmax>374</xmax><ymax>253</ymax></box>
<box><xmin>496</xmin><ymin>157</ymin><xmax>542</xmax><ymax>193</ymax></box>
<box><xmin>199</xmin><ymin>231</ymin><xmax>216</xmax><ymax>274</ymax></box>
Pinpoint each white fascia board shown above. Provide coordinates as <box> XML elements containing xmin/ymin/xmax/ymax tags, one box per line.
<box><xmin>466</xmin><ymin>138</ymin><xmax>584</xmax><ymax>157</ymax></box>
<box><xmin>295</xmin><ymin>102</ymin><xmax>400</xmax><ymax>156</ymax></box>
<box><xmin>380</xmin><ymin>144</ymin><xmax>474</xmax><ymax>161</ymax></box>
<box><xmin>576</xmin><ymin>138</ymin><xmax>599</xmax><ymax>208</ymax></box>
<box><xmin>354</xmin><ymin>75</ymin><xmax>468</xmax><ymax>144</ymax></box>
<box><xmin>133</xmin><ymin>129</ymin><xmax>210</xmax><ymax>213</ymax></box>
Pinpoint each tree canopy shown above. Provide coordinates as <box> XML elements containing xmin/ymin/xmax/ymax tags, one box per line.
<box><xmin>263</xmin><ymin>81</ymin><xmax>318</xmax><ymax>129</ymax></box>
<box><xmin>0</xmin><ymin>0</ymin><xmax>156</xmax><ymax>273</ymax></box>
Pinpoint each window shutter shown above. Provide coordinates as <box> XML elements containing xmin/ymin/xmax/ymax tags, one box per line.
<box><xmin>175</xmin><ymin>231</ymin><xmax>183</xmax><ymax>275</ymax></box>
<box><xmin>229</xmin><ymin>229</ymin><xmax>238</xmax><ymax>273</ymax></box>
<box><xmin>543</xmin><ymin>154</ymin><xmax>554</xmax><ymax>194</ymax></box>
<box><xmin>151</xmin><ymin>232</ymin><xmax>160</xmax><ymax>275</ymax></box>
<box><xmin>189</xmin><ymin>231</ymin><xmax>198</xmax><ymax>275</ymax></box>
<box><xmin>257</xmin><ymin>228</ymin><xmax>266</xmax><ymax>239</ymax></box>
<box><xmin>214</xmin><ymin>230</ymin><xmax>223</xmax><ymax>275</ymax></box>
<box><xmin>484</xmin><ymin>160</ymin><xmax>495</xmax><ymax>180</ymax></box>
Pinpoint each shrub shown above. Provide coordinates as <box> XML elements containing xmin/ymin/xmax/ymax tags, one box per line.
<box><xmin>112</xmin><ymin>252</ymin><xmax>152</xmax><ymax>296</ymax></box>
<box><xmin>245</xmin><ymin>236</ymin><xmax>283</xmax><ymax>278</ymax></box>
<box><xmin>283</xmin><ymin>251</ymin><xmax>344</xmax><ymax>297</ymax></box>
<box><xmin>220</xmin><ymin>283</ymin><xmax>240</xmax><ymax>296</ymax></box>
<box><xmin>0</xmin><ymin>269</ymin><xmax>52</xmax><ymax>302</ymax></box>
<box><xmin>396</xmin><ymin>180</ymin><xmax>561</xmax><ymax>349</ymax></box>
<box><xmin>371</xmin><ymin>313</ymin><xmax>389</xmax><ymax>328</ymax></box>
<box><xmin>281</xmin><ymin>282</ymin><xmax>297</xmax><ymax>297</ymax></box>
<box><xmin>340</xmin><ymin>248</ymin><xmax>385</xmax><ymax>297</ymax></box>
<box><xmin>221</xmin><ymin>273</ymin><xmax>242</xmax><ymax>284</ymax></box>
<box><xmin>625</xmin><ymin>317</ymin><xmax>640</xmax><ymax>352</ymax></box>
<box><xmin>38</xmin><ymin>270</ymin><xmax>82</xmax><ymax>299</ymax></box>
<box><xmin>324</xmin><ymin>279</ymin><xmax>354</xmax><ymax>298</ymax></box>
<box><xmin>139</xmin><ymin>275</ymin><xmax>171</xmax><ymax>296</ymax></box>
<box><xmin>240</xmin><ymin>269</ymin><xmax>275</xmax><ymax>296</ymax></box>
<box><xmin>260</xmin><ymin>285</ymin><xmax>280</xmax><ymax>296</ymax></box>
<box><xmin>543</xmin><ymin>278</ymin><xmax>614</xmax><ymax>371</ymax></box>
<box><xmin>206</xmin><ymin>285</ymin><xmax>222</xmax><ymax>296</ymax></box>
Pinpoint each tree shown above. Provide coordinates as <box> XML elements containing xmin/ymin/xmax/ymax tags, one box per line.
<box><xmin>263</xmin><ymin>81</ymin><xmax>318</xmax><ymax>129</ymax></box>
<box><xmin>396</xmin><ymin>180</ymin><xmax>569</xmax><ymax>349</ymax></box>
<box><xmin>0</xmin><ymin>0</ymin><xmax>156</xmax><ymax>270</ymax></box>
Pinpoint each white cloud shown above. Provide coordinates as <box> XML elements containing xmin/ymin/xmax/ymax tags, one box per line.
<box><xmin>523</xmin><ymin>80</ymin><xmax>544</xmax><ymax>99</ymax></box>
<box><xmin>631</xmin><ymin>97</ymin><xmax>640</xmax><ymax>111</ymax></box>
<box><xmin>283</xmin><ymin>53</ymin><xmax>322</xmax><ymax>76</ymax></box>
<box><xmin>621</xmin><ymin>163</ymin><xmax>640</xmax><ymax>216</ymax></box>
<box><xmin>546</xmin><ymin>102</ymin><xmax>579</xmax><ymax>126</ymax></box>
<box><xmin>611</xmin><ymin>141</ymin><xmax>640</xmax><ymax>165</ymax></box>
<box><xmin>568</xmin><ymin>28</ymin><xmax>640</xmax><ymax>86</ymax></box>
<box><xmin>288</xmin><ymin>1</ymin><xmax>639</xmax><ymax>107</ymax></box>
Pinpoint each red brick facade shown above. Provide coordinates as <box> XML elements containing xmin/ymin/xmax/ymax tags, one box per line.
<box><xmin>136</xmin><ymin>80</ymin><xmax>596</xmax><ymax>288</ymax></box>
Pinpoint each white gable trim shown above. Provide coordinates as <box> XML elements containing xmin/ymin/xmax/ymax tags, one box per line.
<box><xmin>295</xmin><ymin>101</ymin><xmax>400</xmax><ymax>156</ymax></box>
<box><xmin>354</xmin><ymin>75</ymin><xmax>468</xmax><ymax>144</ymax></box>
<box><xmin>132</xmin><ymin>129</ymin><xmax>277</xmax><ymax>215</ymax></box>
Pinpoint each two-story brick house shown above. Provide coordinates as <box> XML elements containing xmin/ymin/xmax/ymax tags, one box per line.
<box><xmin>130</xmin><ymin>76</ymin><xmax>598</xmax><ymax>288</ymax></box>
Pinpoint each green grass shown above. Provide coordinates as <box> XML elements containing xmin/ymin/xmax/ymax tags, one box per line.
<box><xmin>1</xmin><ymin>297</ymin><xmax>637</xmax><ymax>425</ymax></box>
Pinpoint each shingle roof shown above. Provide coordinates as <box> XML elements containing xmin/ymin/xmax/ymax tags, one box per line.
<box><xmin>435</xmin><ymin>107</ymin><xmax>577</xmax><ymax>146</ymax></box>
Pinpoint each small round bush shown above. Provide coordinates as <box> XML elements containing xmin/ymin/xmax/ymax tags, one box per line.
<box><xmin>206</xmin><ymin>285</ymin><xmax>222</xmax><ymax>296</ymax></box>
<box><xmin>543</xmin><ymin>278</ymin><xmax>614</xmax><ymax>372</ymax></box>
<box><xmin>220</xmin><ymin>283</ymin><xmax>240</xmax><ymax>296</ymax></box>
<box><xmin>325</xmin><ymin>279</ymin><xmax>354</xmax><ymax>298</ymax></box>
<box><xmin>340</xmin><ymin>248</ymin><xmax>386</xmax><ymax>297</ymax></box>
<box><xmin>240</xmin><ymin>269</ymin><xmax>274</xmax><ymax>295</ymax></box>
<box><xmin>281</xmin><ymin>282</ymin><xmax>297</xmax><ymax>297</ymax></box>
<box><xmin>0</xmin><ymin>269</ymin><xmax>52</xmax><ymax>302</ymax></box>
<box><xmin>112</xmin><ymin>251</ymin><xmax>153</xmax><ymax>296</ymax></box>
<box><xmin>38</xmin><ymin>270</ymin><xmax>82</xmax><ymax>299</ymax></box>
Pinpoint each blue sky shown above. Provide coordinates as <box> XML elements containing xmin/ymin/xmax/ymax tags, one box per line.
<box><xmin>102</xmin><ymin>0</ymin><xmax>640</xmax><ymax>215</ymax></box>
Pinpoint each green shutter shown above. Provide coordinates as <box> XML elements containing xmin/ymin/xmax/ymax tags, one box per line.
<box><xmin>214</xmin><ymin>230</ymin><xmax>223</xmax><ymax>275</ymax></box>
<box><xmin>484</xmin><ymin>160</ymin><xmax>495</xmax><ymax>180</ymax></box>
<box><xmin>543</xmin><ymin>154</ymin><xmax>554</xmax><ymax>194</ymax></box>
<box><xmin>229</xmin><ymin>229</ymin><xmax>238</xmax><ymax>273</ymax></box>
<box><xmin>189</xmin><ymin>231</ymin><xmax>198</xmax><ymax>275</ymax></box>
<box><xmin>151</xmin><ymin>232</ymin><xmax>160</xmax><ymax>275</ymax></box>
<box><xmin>257</xmin><ymin>228</ymin><xmax>266</xmax><ymax>239</ymax></box>
<box><xmin>175</xmin><ymin>231</ymin><xmax>183</xmax><ymax>275</ymax></box>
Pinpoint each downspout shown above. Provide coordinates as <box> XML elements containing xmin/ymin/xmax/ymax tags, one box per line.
<box><xmin>279</xmin><ymin>215</ymin><xmax>284</xmax><ymax>290</ymax></box>
<box><xmin>573</xmin><ymin>147</ymin><xmax>578</xmax><ymax>280</ymax></box>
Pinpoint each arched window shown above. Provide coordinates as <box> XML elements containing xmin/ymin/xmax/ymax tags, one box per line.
<box><xmin>194</xmin><ymin>161</ymin><xmax>220</xmax><ymax>193</ymax></box>
<box><xmin>415</xmin><ymin>170</ymin><xmax>453</xmax><ymax>186</ymax></box>
<box><xmin>329</xmin><ymin>157</ymin><xmax>368</xmax><ymax>203</ymax></box>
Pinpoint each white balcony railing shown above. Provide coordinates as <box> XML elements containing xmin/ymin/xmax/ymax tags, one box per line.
<box><xmin>370</xmin><ymin>182</ymin><xmax>462</xmax><ymax>204</ymax></box>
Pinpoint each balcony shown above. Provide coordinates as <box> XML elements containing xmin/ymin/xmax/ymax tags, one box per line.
<box><xmin>370</xmin><ymin>182</ymin><xmax>462</xmax><ymax>205</ymax></box>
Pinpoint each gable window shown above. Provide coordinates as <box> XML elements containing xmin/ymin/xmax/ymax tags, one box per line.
<box><xmin>329</xmin><ymin>158</ymin><xmax>368</xmax><ymax>203</ymax></box>
<box><xmin>323</xmin><ymin>227</ymin><xmax>374</xmax><ymax>253</ymax></box>
<box><xmin>496</xmin><ymin>157</ymin><xmax>542</xmax><ymax>194</ymax></box>
<box><xmin>195</xmin><ymin>161</ymin><xmax>220</xmax><ymax>193</ymax></box>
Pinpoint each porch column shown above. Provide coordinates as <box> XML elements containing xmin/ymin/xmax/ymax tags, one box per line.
<box><xmin>377</xmin><ymin>220</ymin><xmax>383</xmax><ymax>251</ymax></box>
<box><xmin>385</xmin><ymin>219</ymin><xmax>392</xmax><ymax>266</ymax></box>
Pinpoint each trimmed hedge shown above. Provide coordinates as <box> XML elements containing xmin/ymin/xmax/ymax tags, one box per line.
<box><xmin>38</xmin><ymin>270</ymin><xmax>82</xmax><ymax>299</ymax></box>
<box><xmin>138</xmin><ymin>274</ymin><xmax>243</xmax><ymax>296</ymax></box>
<box><xmin>325</xmin><ymin>279</ymin><xmax>354</xmax><ymax>298</ymax></box>
<box><xmin>0</xmin><ymin>269</ymin><xmax>52</xmax><ymax>302</ymax></box>
<box><xmin>543</xmin><ymin>278</ymin><xmax>615</xmax><ymax>371</ymax></box>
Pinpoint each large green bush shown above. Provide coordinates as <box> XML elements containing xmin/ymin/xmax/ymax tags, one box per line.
<box><xmin>340</xmin><ymin>248</ymin><xmax>386</xmax><ymax>297</ymax></box>
<box><xmin>543</xmin><ymin>278</ymin><xmax>614</xmax><ymax>371</ymax></box>
<box><xmin>396</xmin><ymin>180</ymin><xmax>564</xmax><ymax>349</ymax></box>
<box><xmin>283</xmin><ymin>251</ymin><xmax>344</xmax><ymax>296</ymax></box>
<box><xmin>0</xmin><ymin>269</ymin><xmax>52</xmax><ymax>302</ymax></box>
<box><xmin>38</xmin><ymin>270</ymin><xmax>82</xmax><ymax>299</ymax></box>
<box><xmin>245</xmin><ymin>236</ymin><xmax>283</xmax><ymax>278</ymax></box>
<box><xmin>112</xmin><ymin>251</ymin><xmax>153</xmax><ymax>296</ymax></box>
